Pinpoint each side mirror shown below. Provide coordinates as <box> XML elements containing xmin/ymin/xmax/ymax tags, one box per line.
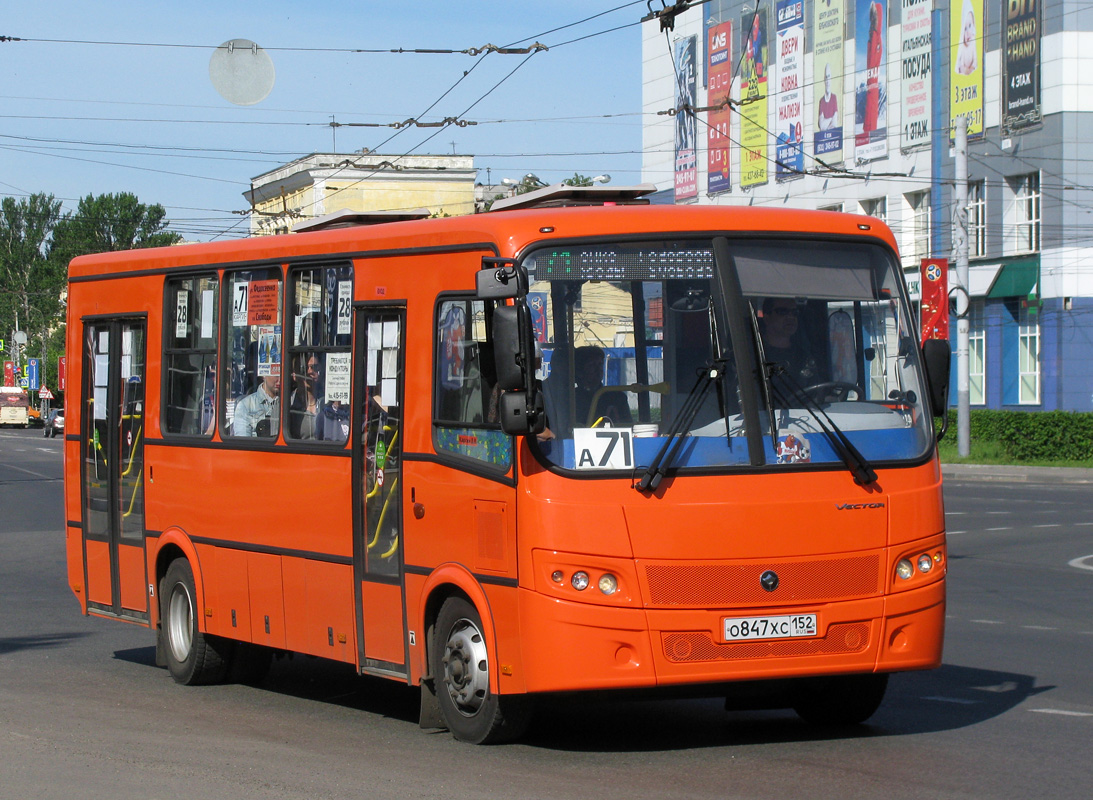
<box><xmin>921</xmin><ymin>338</ymin><xmax>951</xmax><ymax>418</ymax></box>
<box><xmin>498</xmin><ymin>390</ymin><xmax>545</xmax><ymax>436</ymax></box>
<box><xmin>476</xmin><ymin>258</ymin><xmax>528</xmax><ymax>300</ymax></box>
<box><xmin>492</xmin><ymin>305</ymin><xmax>528</xmax><ymax>391</ymax></box>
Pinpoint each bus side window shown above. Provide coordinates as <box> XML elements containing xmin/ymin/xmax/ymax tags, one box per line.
<box><xmin>433</xmin><ymin>297</ymin><xmax>510</xmax><ymax>469</ymax></box>
<box><xmin>163</xmin><ymin>274</ymin><xmax>218</xmax><ymax>436</ymax></box>
<box><xmin>225</xmin><ymin>268</ymin><xmax>283</xmax><ymax>439</ymax></box>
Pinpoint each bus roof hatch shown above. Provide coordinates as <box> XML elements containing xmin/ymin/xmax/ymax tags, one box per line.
<box><xmin>293</xmin><ymin>207</ymin><xmax>432</xmax><ymax>233</ymax></box>
<box><xmin>489</xmin><ymin>183</ymin><xmax>657</xmax><ymax>212</ymax></box>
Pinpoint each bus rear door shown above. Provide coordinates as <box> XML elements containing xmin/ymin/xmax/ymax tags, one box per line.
<box><xmin>80</xmin><ymin>318</ymin><xmax>149</xmax><ymax>621</ymax></box>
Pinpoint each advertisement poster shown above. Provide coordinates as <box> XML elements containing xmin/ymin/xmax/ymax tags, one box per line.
<box><xmin>919</xmin><ymin>258</ymin><xmax>950</xmax><ymax>345</ymax></box>
<box><xmin>854</xmin><ymin>0</ymin><xmax>888</xmax><ymax>163</ymax></box>
<box><xmin>707</xmin><ymin>20</ymin><xmax>734</xmax><ymax>195</ymax></box>
<box><xmin>1002</xmin><ymin>0</ymin><xmax>1042</xmax><ymax>135</ymax></box>
<box><xmin>812</xmin><ymin>0</ymin><xmax>844</xmax><ymax>164</ymax></box>
<box><xmin>950</xmin><ymin>0</ymin><xmax>984</xmax><ymax>141</ymax></box>
<box><xmin>775</xmin><ymin>0</ymin><xmax>805</xmax><ymax>180</ymax></box>
<box><xmin>673</xmin><ymin>36</ymin><xmax>698</xmax><ymax>202</ymax></box>
<box><xmin>900</xmin><ymin>0</ymin><xmax>932</xmax><ymax>151</ymax></box>
<box><xmin>740</xmin><ymin>6</ymin><xmax>769</xmax><ymax>188</ymax></box>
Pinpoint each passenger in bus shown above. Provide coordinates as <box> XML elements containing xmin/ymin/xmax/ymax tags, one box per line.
<box><xmin>233</xmin><ymin>371</ymin><xmax>281</xmax><ymax>437</ymax></box>
<box><xmin>289</xmin><ymin>353</ymin><xmax>322</xmax><ymax>439</ymax></box>
<box><xmin>759</xmin><ymin>298</ymin><xmax>819</xmax><ymax>387</ymax></box>
<box><xmin>574</xmin><ymin>345</ymin><xmax>633</xmax><ymax>428</ymax></box>
<box><xmin>316</xmin><ymin>400</ymin><xmax>349</xmax><ymax>444</ymax></box>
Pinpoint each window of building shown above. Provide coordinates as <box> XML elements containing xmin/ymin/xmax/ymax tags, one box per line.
<box><xmin>861</xmin><ymin>197</ymin><xmax>887</xmax><ymax>223</ymax></box>
<box><xmin>969</xmin><ymin>299</ymin><xmax>986</xmax><ymax>405</ymax></box>
<box><xmin>433</xmin><ymin>297</ymin><xmax>511</xmax><ymax>469</ymax></box>
<box><xmin>1008</xmin><ymin>172</ymin><xmax>1040</xmax><ymax>254</ymax></box>
<box><xmin>163</xmin><ymin>274</ymin><xmax>218</xmax><ymax>436</ymax></box>
<box><xmin>968</xmin><ymin>180</ymin><xmax>987</xmax><ymax>258</ymax></box>
<box><xmin>905</xmin><ymin>191</ymin><xmax>931</xmax><ymax>262</ymax></box>
<box><xmin>1018</xmin><ymin>303</ymin><xmax>1040</xmax><ymax>405</ymax></box>
<box><xmin>225</xmin><ymin>268</ymin><xmax>283</xmax><ymax>438</ymax></box>
<box><xmin>285</xmin><ymin>264</ymin><xmax>354</xmax><ymax>444</ymax></box>
<box><xmin>819</xmin><ymin>203</ymin><xmax>844</xmax><ymax>213</ymax></box>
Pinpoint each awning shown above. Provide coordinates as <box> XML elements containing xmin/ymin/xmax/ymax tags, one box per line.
<box><xmin>986</xmin><ymin>256</ymin><xmax>1039</xmax><ymax>298</ymax></box>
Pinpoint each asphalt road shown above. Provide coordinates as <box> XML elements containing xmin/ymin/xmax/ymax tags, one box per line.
<box><xmin>2</xmin><ymin>426</ymin><xmax>1091</xmax><ymax>800</ymax></box>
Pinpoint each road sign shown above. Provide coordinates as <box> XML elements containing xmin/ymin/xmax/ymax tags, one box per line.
<box><xmin>40</xmin><ymin>386</ymin><xmax>54</xmax><ymax>400</ymax></box>
<box><xmin>18</xmin><ymin>377</ymin><xmax>28</xmax><ymax>389</ymax></box>
<box><xmin>27</xmin><ymin>358</ymin><xmax>39</xmax><ymax>391</ymax></box>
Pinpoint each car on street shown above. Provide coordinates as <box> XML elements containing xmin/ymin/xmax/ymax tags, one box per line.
<box><xmin>44</xmin><ymin>407</ymin><xmax>65</xmax><ymax>438</ymax></box>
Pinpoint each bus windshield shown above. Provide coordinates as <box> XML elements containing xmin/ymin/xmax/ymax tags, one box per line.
<box><xmin>526</xmin><ymin>237</ymin><xmax>932</xmax><ymax>474</ymax></box>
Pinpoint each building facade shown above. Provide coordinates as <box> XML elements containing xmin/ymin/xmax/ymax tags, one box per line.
<box><xmin>642</xmin><ymin>0</ymin><xmax>1093</xmax><ymax>411</ymax></box>
<box><xmin>245</xmin><ymin>153</ymin><xmax>478</xmax><ymax>236</ymax></box>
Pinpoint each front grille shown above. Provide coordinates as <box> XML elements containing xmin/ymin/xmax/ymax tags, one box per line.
<box><xmin>643</xmin><ymin>555</ymin><xmax>880</xmax><ymax>607</ymax></box>
<box><xmin>662</xmin><ymin>622</ymin><xmax>870</xmax><ymax>662</ymax></box>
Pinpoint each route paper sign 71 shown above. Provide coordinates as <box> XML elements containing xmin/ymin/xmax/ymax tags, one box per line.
<box><xmin>574</xmin><ymin>428</ymin><xmax>634</xmax><ymax>470</ymax></box>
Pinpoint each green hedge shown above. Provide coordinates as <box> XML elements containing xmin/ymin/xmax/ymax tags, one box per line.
<box><xmin>939</xmin><ymin>409</ymin><xmax>1093</xmax><ymax>462</ymax></box>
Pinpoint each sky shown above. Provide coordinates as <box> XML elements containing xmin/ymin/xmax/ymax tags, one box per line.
<box><xmin>2</xmin><ymin>1</ymin><xmax>646</xmax><ymax>241</ymax></box>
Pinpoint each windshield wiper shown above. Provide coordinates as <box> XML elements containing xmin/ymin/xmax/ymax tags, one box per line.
<box><xmin>768</xmin><ymin>368</ymin><xmax>878</xmax><ymax>486</ymax></box>
<box><xmin>748</xmin><ymin>301</ymin><xmax>781</xmax><ymax>454</ymax></box>
<box><xmin>635</xmin><ymin>361</ymin><xmax>725</xmax><ymax>493</ymax></box>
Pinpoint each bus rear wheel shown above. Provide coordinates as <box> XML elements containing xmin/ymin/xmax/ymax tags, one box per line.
<box><xmin>432</xmin><ymin>596</ymin><xmax>532</xmax><ymax>744</ymax></box>
<box><xmin>160</xmin><ymin>559</ymin><xmax>230</xmax><ymax>686</ymax></box>
<box><xmin>792</xmin><ymin>673</ymin><xmax>889</xmax><ymax>726</ymax></box>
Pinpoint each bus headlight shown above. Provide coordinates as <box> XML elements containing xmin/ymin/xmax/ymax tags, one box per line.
<box><xmin>896</xmin><ymin>559</ymin><xmax>914</xmax><ymax>580</ymax></box>
<box><xmin>917</xmin><ymin>554</ymin><xmax>933</xmax><ymax>574</ymax></box>
<box><xmin>571</xmin><ymin>571</ymin><xmax>590</xmax><ymax>591</ymax></box>
<box><xmin>597</xmin><ymin>574</ymin><xmax>618</xmax><ymax>595</ymax></box>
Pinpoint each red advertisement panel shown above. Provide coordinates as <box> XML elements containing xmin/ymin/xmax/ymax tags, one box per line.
<box><xmin>920</xmin><ymin>258</ymin><xmax>950</xmax><ymax>345</ymax></box>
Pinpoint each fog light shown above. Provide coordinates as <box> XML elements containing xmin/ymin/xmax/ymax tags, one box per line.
<box><xmin>571</xmin><ymin>571</ymin><xmax>590</xmax><ymax>591</ymax></box>
<box><xmin>934</xmin><ymin>551</ymin><xmax>944</xmax><ymax>564</ymax></box>
<box><xmin>551</xmin><ymin>570</ymin><xmax>564</xmax><ymax>583</ymax></box>
<box><xmin>896</xmin><ymin>559</ymin><xmax>914</xmax><ymax>580</ymax></box>
<box><xmin>917</xmin><ymin>554</ymin><xmax>933</xmax><ymax>573</ymax></box>
<box><xmin>598</xmin><ymin>574</ymin><xmax>618</xmax><ymax>595</ymax></box>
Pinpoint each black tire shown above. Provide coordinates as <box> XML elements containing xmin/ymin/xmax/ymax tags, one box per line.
<box><xmin>792</xmin><ymin>673</ymin><xmax>889</xmax><ymax>726</ymax></box>
<box><xmin>160</xmin><ymin>559</ymin><xmax>231</xmax><ymax>685</ymax></box>
<box><xmin>432</xmin><ymin>596</ymin><xmax>533</xmax><ymax>744</ymax></box>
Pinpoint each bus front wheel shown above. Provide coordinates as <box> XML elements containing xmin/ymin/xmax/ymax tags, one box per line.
<box><xmin>160</xmin><ymin>559</ymin><xmax>230</xmax><ymax>686</ymax></box>
<box><xmin>792</xmin><ymin>673</ymin><xmax>889</xmax><ymax>726</ymax></box>
<box><xmin>431</xmin><ymin>596</ymin><xmax>532</xmax><ymax>744</ymax></box>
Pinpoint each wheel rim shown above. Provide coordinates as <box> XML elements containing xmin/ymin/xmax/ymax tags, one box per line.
<box><xmin>167</xmin><ymin>582</ymin><xmax>194</xmax><ymax>663</ymax></box>
<box><xmin>440</xmin><ymin>616</ymin><xmax>490</xmax><ymax>716</ymax></box>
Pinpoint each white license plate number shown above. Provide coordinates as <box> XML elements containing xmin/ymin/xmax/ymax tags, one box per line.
<box><xmin>722</xmin><ymin>613</ymin><xmax>817</xmax><ymax>642</ymax></box>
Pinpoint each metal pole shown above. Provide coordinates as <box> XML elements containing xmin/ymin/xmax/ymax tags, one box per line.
<box><xmin>953</xmin><ymin>116</ymin><xmax>971</xmax><ymax>457</ymax></box>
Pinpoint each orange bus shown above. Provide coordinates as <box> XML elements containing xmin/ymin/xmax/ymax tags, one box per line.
<box><xmin>64</xmin><ymin>185</ymin><xmax>951</xmax><ymax>743</ymax></box>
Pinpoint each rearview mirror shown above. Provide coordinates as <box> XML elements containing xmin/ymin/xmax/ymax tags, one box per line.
<box><xmin>921</xmin><ymin>338</ymin><xmax>951</xmax><ymax>418</ymax></box>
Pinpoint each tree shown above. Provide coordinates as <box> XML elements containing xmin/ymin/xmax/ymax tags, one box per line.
<box><xmin>0</xmin><ymin>194</ymin><xmax>65</xmax><ymax>386</ymax></box>
<box><xmin>562</xmin><ymin>173</ymin><xmax>595</xmax><ymax>187</ymax></box>
<box><xmin>50</xmin><ymin>192</ymin><xmax>182</xmax><ymax>265</ymax></box>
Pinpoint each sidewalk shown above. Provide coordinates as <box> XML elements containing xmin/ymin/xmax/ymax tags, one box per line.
<box><xmin>941</xmin><ymin>462</ymin><xmax>1093</xmax><ymax>484</ymax></box>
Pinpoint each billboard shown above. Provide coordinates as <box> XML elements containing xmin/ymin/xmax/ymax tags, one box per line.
<box><xmin>812</xmin><ymin>0</ymin><xmax>844</xmax><ymax>165</ymax></box>
<box><xmin>900</xmin><ymin>0</ymin><xmax>932</xmax><ymax>151</ymax></box>
<box><xmin>950</xmin><ymin>0</ymin><xmax>984</xmax><ymax>140</ymax></box>
<box><xmin>707</xmin><ymin>20</ymin><xmax>734</xmax><ymax>195</ymax></box>
<box><xmin>1002</xmin><ymin>0</ymin><xmax>1042</xmax><ymax>135</ymax></box>
<box><xmin>674</xmin><ymin>35</ymin><xmax>698</xmax><ymax>202</ymax></box>
<box><xmin>740</xmin><ymin>6</ymin><xmax>770</xmax><ymax>188</ymax></box>
<box><xmin>854</xmin><ymin>0</ymin><xmax>888</xmax><ymax>163</ymax></box>
<box><xmin>775</xmin><ymin>0</ymin><xmax>805</xmax><ymax>180</ymax></box>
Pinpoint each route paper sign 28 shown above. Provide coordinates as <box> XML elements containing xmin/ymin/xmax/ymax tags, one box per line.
<box><xmin>574</xmin><ymin>428</ymin><xmax>634</xmax><ymax>470</ymax></box>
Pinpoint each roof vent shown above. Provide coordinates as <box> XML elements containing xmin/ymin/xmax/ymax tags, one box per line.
<box><xmin>489</xmin><ymin>183</ymin><xmax>657</xmax><ymax>212</ymax></box>
<box><xmin>293</xmin><ymin>207</ymin><xmax>431</xmax><ymax>232</ymax></box>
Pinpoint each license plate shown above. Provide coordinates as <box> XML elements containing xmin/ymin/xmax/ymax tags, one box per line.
<box><xmin>722</xmin><ymin>613</ymin><xmax>817</xmax><ymax>642</ymax></box>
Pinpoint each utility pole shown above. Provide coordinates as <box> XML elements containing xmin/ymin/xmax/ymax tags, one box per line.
<box><xmin>953</xmin><ymin>116</ymin><xmax>971</xmax><ymax>456</ymax></box>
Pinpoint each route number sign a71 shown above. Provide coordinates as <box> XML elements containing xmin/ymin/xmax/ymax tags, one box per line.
<box><xmin>573</xmin><ymin>428</ymin><xmax>634</xmax><ymax>470</ymax></box>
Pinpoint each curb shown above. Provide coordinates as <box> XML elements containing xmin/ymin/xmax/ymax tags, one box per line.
<box><xmin>941</xmin><ymin>463</ymin><xmax>1093</xmax><ymax>484</ymax></box>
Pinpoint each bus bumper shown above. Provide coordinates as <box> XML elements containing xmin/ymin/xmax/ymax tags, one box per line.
<box><xmin>515</xmin><ymin>578</ymin><xmax>944</xmax><ymax>694</ymax></box>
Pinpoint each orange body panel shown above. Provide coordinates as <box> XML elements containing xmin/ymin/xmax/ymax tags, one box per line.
<box><xmin>63</xmin><ymin>204</ymin><xmax>943</xmax><ymax>703</ymax></box>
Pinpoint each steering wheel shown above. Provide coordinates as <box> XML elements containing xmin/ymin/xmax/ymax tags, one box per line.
<box><xmin>802</xmin><ymin>381</ymin><xmax>864</xmax><ymax>404</ymax></box>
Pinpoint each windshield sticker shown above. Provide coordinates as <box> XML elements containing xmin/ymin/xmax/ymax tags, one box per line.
<box><xmin>776</xmin><ymin>433</ymin><xmax>811</xmax><ymax>464</ymax></box>
<box><xmin>574</xmin><ymin>427</ymin><xmax>634</xmax><ymax>470</ymax></box>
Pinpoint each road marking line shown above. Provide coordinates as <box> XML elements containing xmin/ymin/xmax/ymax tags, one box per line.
<box><xmin>923</xmin><ymin>696</ymin><xmax>980</xmax><ymax>705</ymax></box>
<box><xmin>1030</xmin><ymin>709</ymin><xmax>1093</xmax><ymax>718</ymax></box>
<box><xmin>1068</xmin><ymin>555</ymin><xmax>1093</xmax><ymax>572</ymax></box>
<box><xmin>947</xmin><ymin>530</ymin><xmax>966</xmax><ymax>535</ymax></box>
<box><xmin>1022</xmin><ymin>625</ymin><xmax>1058</xmax><ymax>631</ymax></box>
<box><xmin>985</xmin><ymin>527</ymin><xmax>1012</xmax><ymax>531</ymax></box>
<box><xmin>1033</xmin><ymin>524</ymin><xmax>1061</xmax><ymax>528</ymax></box>
<box><xmin>1075</xmin><ymin>522</ymin><xmax>1093</xmax><ymax>527</ymax></box>
<box><xmin>970</xmin><ymin>619</ymin><xmax>1004</xmax><ymax>625</ymax></box>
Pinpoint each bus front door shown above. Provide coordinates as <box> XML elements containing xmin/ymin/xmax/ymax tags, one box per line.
<box><xmin>353</xmin><ymin>307</ymin><xmax>406</xmax><ymax>677</ymax></box>
<box><xmin>80</xmin><ymin>318</ymin><xmax>149</xmax><ymax>621</ymax></box>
